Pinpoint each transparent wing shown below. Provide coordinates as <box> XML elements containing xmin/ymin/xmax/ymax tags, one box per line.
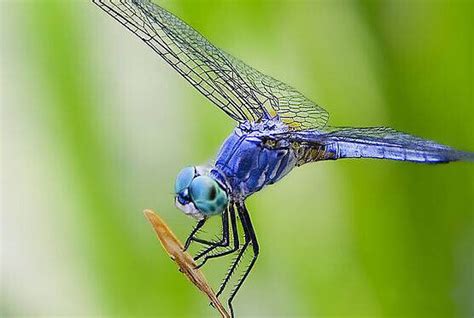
<box><xmin>93</xmin><ymin>0</ymin><xmax>329</xmax><ymax>129</ymax></box>
<box><xmin>274</xmin><ymin>127</ymin><xmax>474</xmax><ymax>164</ymax></box>
<box><xmin>223</xmin><ymin>53</ymin><xmax>329</xmax><ymax>129</ymax></box>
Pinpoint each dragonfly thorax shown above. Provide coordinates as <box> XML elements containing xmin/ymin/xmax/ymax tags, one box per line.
<box><xmin>174</xmin><ymin>166</ymin><xmax>229</xmax><ymax>220</ymax></box>
<box><xmin>213</xmin><ymin>120</ymin><xmax>298</xmax><ymax>198</ymax></box>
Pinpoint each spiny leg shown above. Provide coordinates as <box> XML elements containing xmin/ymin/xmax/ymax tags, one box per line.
<box><xmin>184</xmin><ymin>218</ymin><xmax>206</xmax><ymax>251</ymax></box>
<box><xmin>215</xmin><ymin>202</ymin><xmax>259</xmax><ymax>317</ymax></box>
<box><xmin>227</xmin><ymin>202</ymin><xmax>259</xmax><ymax>317</ymax></box>
<box><xmin>184</xmin><ymin>208</ymin><xmax>229</xmax><ymax>251</ymax></box>
<box><xmin>215</xmin><ymin>219</ymin><xmax>248</xmax><ymax>298</ymax></box>
<box><xmin>196</xmin><ymin>204</ymin><xmax>240</xmax><ymax>268</ymax></box>
<box><xmin>193</xmin><ymin>206</ymin><xmax>230</xmax><ymax>260</ymax></box>
<box><xmin>184</xmin><ymin>205</ymin><xmax>239</xmax><ymax>267</ymax></box>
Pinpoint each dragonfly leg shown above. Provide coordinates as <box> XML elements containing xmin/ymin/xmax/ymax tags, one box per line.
<box><xmin>183</xmin><ymin>218</ymin><xmax>206</xmax><ymax>251</ymax></box>
<box><xmin>184</xmin><ymin>205</ymin><xmax>236</xmax><ymax>263</ymax></box>
<box><xmin>193</xmin><ymin>207</ymin><xmax>230</xmax><ymax>260</ymax></box>
<box><xmin>215</xmin><ymin>202</ymin><xmax>259</xmax><ymax>317</ymax></box>
<box><xmin>195</xmin><ymin>204</ymin><xmax>240</xmax><ymax>268</ymax></box>
<box><xmin>227</xmin><ymin>202</ymin><xmax>259</xmax><ymax>317</ymax></box>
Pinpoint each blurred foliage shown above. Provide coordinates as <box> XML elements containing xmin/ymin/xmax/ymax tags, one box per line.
<box><xmin>1</xmin><ymin>0</ymin><xmax>473</xmax><ymax>317</ymax></box>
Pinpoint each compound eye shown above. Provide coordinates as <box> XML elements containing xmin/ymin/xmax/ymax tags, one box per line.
<box><xmin>189</xmin><ymin>176</ymin><xmax>216</xmax><ymax>201</ymax></box>
<box><xmin>174</xmin><ymin>166</ymin><xmax>195</xmax><ymax>194</ymax></box>
<box><xmin>176</xmin><ymin>189</ymin><xmax>190</xmax><ymax>205</ymax></box>
<box><xmin>189</xmin><ymin>176</ymin><xmax>228</xmax><ymax>216</ymax></box>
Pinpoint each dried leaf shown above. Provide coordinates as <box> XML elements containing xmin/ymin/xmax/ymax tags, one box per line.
<box><xmin>144</xmin><ymin>209</ymin><xmax>230</xmax><ymax>318</ymax></box>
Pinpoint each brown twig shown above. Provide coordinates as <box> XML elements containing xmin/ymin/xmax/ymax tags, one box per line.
<box><xmin>144</xmin><ymin>209</ymin><xmax>230</xmax><ymax>318</ymax></box>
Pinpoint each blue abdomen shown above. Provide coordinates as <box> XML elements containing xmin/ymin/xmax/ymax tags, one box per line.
<box><xmin>213</xmin><ymin>129</ymin><xmax>296</xmax><ymax>197</ymax></box>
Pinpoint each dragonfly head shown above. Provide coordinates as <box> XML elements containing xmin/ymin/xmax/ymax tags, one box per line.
<box><xmin>174</xmin><ymin>166</ymin><xmax>229</xmax><ymax>220</ymax></box>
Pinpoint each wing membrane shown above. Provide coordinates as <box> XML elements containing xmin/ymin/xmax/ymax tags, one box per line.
<box><xmin>93</xmin><ymin>0</ymin><xmax>329</xmax><ymax>129</ymax></box>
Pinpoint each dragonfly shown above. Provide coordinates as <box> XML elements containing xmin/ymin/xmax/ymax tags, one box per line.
<box><xmin>93</xmin><ymin>0</ymin><xmax>474</xmax><ymax>316</ymax></box>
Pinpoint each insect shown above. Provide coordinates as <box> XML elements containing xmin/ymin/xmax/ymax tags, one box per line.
<box><xmin>93</xmin><ymin>0</ymin><xmax>473</xmax><ymax>316</ymax></box>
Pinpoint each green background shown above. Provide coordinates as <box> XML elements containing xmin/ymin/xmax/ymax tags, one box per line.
<box><xmin>2</xmin><ymin>0</ymin><xmax>473</xmax><ymax>317</ymax></box>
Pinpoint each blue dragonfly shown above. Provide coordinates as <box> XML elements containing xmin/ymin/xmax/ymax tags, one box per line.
<box><xmin>93</xmin><ymin>0</ymin><xmax>474</xmax><ymax>316</ymax></box>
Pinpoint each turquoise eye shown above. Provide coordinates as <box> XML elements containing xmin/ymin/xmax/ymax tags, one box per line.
<box><xmin>189</xmin><ymin>176</ymin><xmax>228</xmax><ymax>216</ymax></box>
<box><xmin>175</xmin><ymin>167</ymin><xmax>195</xmax><ymax>194</ymax></box>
